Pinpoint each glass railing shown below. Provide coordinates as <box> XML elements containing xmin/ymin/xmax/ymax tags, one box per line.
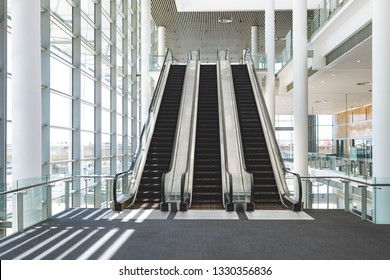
<box><xmin>308</xmin><ymin>152</ymin><xmax>372</xmax><ymax>182</ymax></box>
<box><xmin>0</xmin><ymin>173</ymin><xmax>114</xmax><ymax>239</ymax></box>
<box><xmin>274</xmin><ymin>0</ymin><xmax>348</xmax><ymax>74</ymax></box>
<box><xmin>275</xmin><ymin>30</ymin><xmax>292</xmax><ymax>73</ymax></box>
<box><xmin>251</xmin><ymin>53</ymin><xmax>267</xmax><ymax>70</ymax></box>
<box><xmin>302</xmin><ymin>175</ymin><xmax>390</xmax><ymax>224</ymax></box>
<box><xmin>149</xmin><ymin>54</ymin><xmax>166</xmax><ymax>71</ymax></box>
<box><xmin>308</xmin><ymin>0</ymin><xmax>348</xmax><ymax>38</ymax></box>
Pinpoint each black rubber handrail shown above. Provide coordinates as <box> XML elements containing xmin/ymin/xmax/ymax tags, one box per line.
<box><xmin>283</xmin><ymin>168</ymin><xmax>303</xmax><ymax>210</ymax></box>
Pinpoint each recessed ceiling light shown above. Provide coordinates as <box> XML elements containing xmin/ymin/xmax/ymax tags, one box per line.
<box><xmin>321</xmin><ymin>80</ymin><xmax>325</xmax><ymax>83</ymax></box>
<box><xmin>218</xmin><ymin>17</ymin><xmax>233</xmax><ymax>24</ymax></box>
<box><xmin>331</xmin><ymin>74</ymin><xmax>336</xmax><ymax>77</ymax></box>
<box><xmin>357</xmin><ymin>60</ymin><xmax>361</xmax><ymax>63</ymax></box>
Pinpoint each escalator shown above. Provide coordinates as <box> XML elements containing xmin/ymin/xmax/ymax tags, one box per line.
<box><xmin>231</xmin><ymin>65</ymin><xmax>284</xmax><ymax>209</ymax></box>
<box><xmin>191</xmin><ymin>65</ymin><xmax>223</xmax><ymax>208</ymax></box>
<box><xmin>133</xmin><ymin>65</ymin><xmax>186</xmax><ymax>208</ymax></box>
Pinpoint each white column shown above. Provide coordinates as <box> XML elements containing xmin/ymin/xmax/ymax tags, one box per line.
<box><xmin>265</xmin><ymin>0</ymin><xmax>275</xmax><ymax>127</ymax></box>
<box><xmin>372</xmin><ymin>0</ymin><xmax>390</xmax><ymax>224</ymax></box>
<box><xmin>293</xmin><ymin>0</ymin><xmax>308</xmax><ymax>204</ymax></box>
<box><xmin>157</xmin><ymin>26</ymin><xmax>166</xmax><ymax>68</ymax></box>
<box><xmin>141</xmin><ymin>0</ymin><xmax>152</xmax><ymax>126</ymax></box>
<box><xmin>251</xmin><ymin>26</ymin><xmax>258</xmax><ymax>54</ymax></box>
<box><xmin>12</xmin><ymin>0</ymin><xmax>42</xmax><ymax>181</ymax></box>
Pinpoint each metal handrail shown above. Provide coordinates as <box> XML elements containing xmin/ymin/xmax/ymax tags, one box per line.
<box><xmin>0</xmin><ymin>174</ymin><xmax>114</xmax><ymax>197</ymax></box>
<box><xmin>300</xmin><ymin>175</ymin><xmax>390</xmax><ymax>187</ymax></box>
<box><xmin>113</xmin><ymin>49</ymin><xmax>173</xmax><ymax>210</ymax></box>
<box><xmin>243</xmin><ymin>48</ymin><xmax>302</xmax><ymax>210</ymax></box>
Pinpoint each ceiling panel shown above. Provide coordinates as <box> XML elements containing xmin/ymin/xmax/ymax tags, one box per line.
<box><xmin>151</xmin><ymin>0</ymin><xmax>293</xmax><ymax>62</ymax></box>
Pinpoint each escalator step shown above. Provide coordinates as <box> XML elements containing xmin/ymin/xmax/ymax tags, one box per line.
<box><xmin>134</xmin><ymin>65</ymin><xmax>186</xmax><ymax>207</ymax></box>
<box><xmin>191</xmin><ymin>64</ymin><xmax>223</xmax><ymax>208</ymax></box>
<box><xmin>231</xmin><ymin>65</ymin><xmax>282</xmax><ymax>208</ymax></box>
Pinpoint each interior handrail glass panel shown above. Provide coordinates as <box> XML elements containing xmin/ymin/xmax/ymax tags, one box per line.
<box><xmin>161</xmin><ymin>49</ymin><xmax>200</xmax><ymax>211</ymax></box>
<box><xmin>216</xmin><ymin>49</ymin><xmax>253</xmax><ymax>210</ymax></box>
<box><xmin>113</xmin><ymin>49</ymin><xmax>173</xmax><ymax>211</ymax></box>
<box><xmin>243</xmin><ymin>48</ymin><xmax>302</xmax><ymax>210</ymax></box>
<box><xmin>0</xmin><ymin>174</ymin><xmax>114</xmax><ymax>237</ymax></box>
<box><xmin>216</xmin><ymin>48</ymin><xmax>230</xmax><ymax>209</ymax></box>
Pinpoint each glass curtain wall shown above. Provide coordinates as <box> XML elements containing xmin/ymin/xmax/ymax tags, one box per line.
<box><xmin>2</xmin><ymin>0</ymin><xmax>140</xmax><ymax>186</ymax></box>
<box><xmin>275</xmin><ymin>115</ymin><xmax>294</xmax><ymax>162</ymax></box>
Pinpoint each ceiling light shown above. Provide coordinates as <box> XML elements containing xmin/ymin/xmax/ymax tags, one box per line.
<box><xmin>218</xmin><ymin>17</ymin><xmax>233</xmax><ymax>24</ymax></box>
<box><xmin>356</xmin><ymin>81</ymin><xmax>372</xmax><ymax>85</ymax></box>
<box><xmin>357</xmin><ymin>60</ymin><xmax>361</xmax><ymax>63</ymax></box>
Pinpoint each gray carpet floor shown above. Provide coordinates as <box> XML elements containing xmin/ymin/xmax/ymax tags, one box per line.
<box><xmin>0</xmin><ymin>209</ymin><xmax>389</xmax><ymax>260</ymax></box>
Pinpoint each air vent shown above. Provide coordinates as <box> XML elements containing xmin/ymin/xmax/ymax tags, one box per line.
<box><xmin>326</xmin><ymin>23</ymin><xmax>372</xmax><ymax>65</ymax></box>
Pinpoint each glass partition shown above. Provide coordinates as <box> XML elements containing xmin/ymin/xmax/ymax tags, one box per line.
<box><xmin>302</xmin><ymin>176</ymin><xmax>390</xmax><ymax>223</ymax></box>
<box><xmin>275</xmin><ymin>1</ymin><xmax>349</xmax><ymax>74</ymax></box>
<box><xmin>308</xmin><ymin>153</ymin><xmax>372</xmax><ymax>182</ymax></box>
<box><xmin>0</xmin><ymin>175</ymin><xmax>114</xmax><ymax>239</ymax></box>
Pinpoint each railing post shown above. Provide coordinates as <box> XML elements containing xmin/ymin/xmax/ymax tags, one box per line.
<box><xmin>65</xmin><ymin>180</ymin><xmax>70</xmax><ymax>210</ymax></box>
<box><xmin>326</xmin><ymin>179</ymin><xmax>330</xmax><ymax>209</ymax></box>
<box><xmin>94</xmin><ymin>182</ymin><xmax>102</xmax><ymax>208</ymax></box>
<box><xmin>45</xmin><ymin>184</ymin><xmax>53</xmax><ymax>219</ymax></box>
<box><xmin>306</xmin><ymin>180</ymin><xmax>312</xmax><ymax>209</ymax></box>
<box><xmin>343</xmin><ymin>180</ymin><xmax>350</xmax><ymax>212</ymax></box>
<box><xmin>106</xmin><ymin>179</ymin><xmax>112</xmax><ymax>208</ymax></box>
<box><xmin>344</xmin><ymin>160</ymin><xmax>349</xmax><ymax>176</ymax></box>
<box><xmin>12</xmin><ymin>192</ymin><xmax>24</xmax><ymax>233</ymax></box>
<box><xmin>359</xmin><ymin>185</ymin><xmax>368</xmax><ymax>220</ymax></box>
<box><xmin>84</xmin><ymin>179</ymin><xmax>89</xmax><ymax>208</ymax></box>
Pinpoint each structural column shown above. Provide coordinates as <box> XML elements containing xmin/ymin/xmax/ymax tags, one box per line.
<box><xmin>293</xmin><ymin>0</ymin><xmax>308</xmax><ymax>204</ymax></box>
<box><xmin>0</xmin><ymin>0</ymin><xmax>7</xmax><ymax>237</ymax></box>
<box><xmin>12</xmin><ymin>0</ymin><xmax>42</xmax><ymax>181</ymax></box>
<box><xmin>372</xmin><ymin>0</ymin><xmax>390</xmax><ymax>224</ymax></box>
<box><xmin>141</xmin><ymin>0</ymin><xmax>152</xmax><ymax>126</ymax></box>
<box><xmin>131</xmin><ymin>0</ymin><xmax>139</xmax><ymax>156</ymax></box>
<box><xmin>265</xmin><ymin>0</ymin><xmax>275</xmax><ymax>127</ymax></box>
<box><xmin>251</xmin><ymin>26</ymin><xmax>258</xmax><ymax>54</ymax></box>
<box><xmin>157</xmin><ymin>26</ymin><xmax>166</xmax><ymax>68</ymax></box>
